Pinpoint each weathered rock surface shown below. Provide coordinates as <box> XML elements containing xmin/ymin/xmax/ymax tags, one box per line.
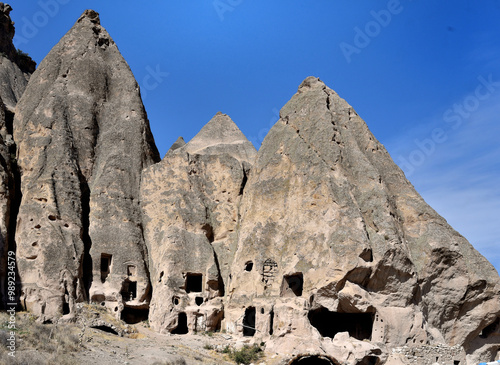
<box><xmin>167</xmin><ymin>136</ymin><xmax>186</xmax><ymax>154</ymax></box>
<box><xmin>224</xmin><ymin>77</ymin><xmax>500</xmax><ymax>364</ymax></box>
<box><xmin>13</xmin><ymin>10</ymin><xmax>159</xmax><ymax>322</ymax></box>
<box><xmin>0</xmin><ymin>97</ymin><xmax>15</xmax><ymax>307</ymax></box>
<box><xmin>140</xmin><ymin>112</ymin><xmax>256</xmax><ymax>333</ymax></box>
<box><xmin>0</xmin><ymin>3</ymin><xmax>35</xmax><ymax>112</ymax></box>
<box><xmin>0</xmin><ymin>3</ymin><xmax>33</xmax><ymax>308</ymax></box>
<box><xmin>3</xmin><ymin>4</ymin><xmax>499</xmax><ymax>363</ymax></box>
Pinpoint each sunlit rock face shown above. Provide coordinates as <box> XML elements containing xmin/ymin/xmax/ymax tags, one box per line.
<box><xmin>13</xmin><ymin>10</ymin><xmax>159</xmax><ymax>323</ymax></box>
<box><xmin>4</xmin><ymin>3</ymin><xmax>499</xmax><ymax>363</ymax></box>
<box><xmin>224</xmin><ymin>77</ymin><xmax>500</xmax><ymax>364</ymax></box>
<box><xmin>141</xmin><ymin>112</ymin><xmax>256</xmax><ymax>333</ymax></box>
<box><xmin>0</xmin><ymin>2</ymin><xmax>35</xmax><ymax>309</ymax></box>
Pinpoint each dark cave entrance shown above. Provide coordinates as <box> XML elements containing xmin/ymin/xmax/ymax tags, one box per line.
<box><xmin>121</xmin><ymin>306</ymin><xmax>149</xmax><ymax>324</ymax></box>
<box><xmin>280</xmin><ymin>273</ymin><xmax>303</xmax><ymax>297</ymax></box>
<box><xmin>288</xmin><ymin>355</ymin><xmax>339</xmax><ymax>365</ymax></box>
<box><xmin>185</xmin><ymin>273</ymin><xmax>203</xmax><ymax>293</ymax></box>
<box><xmin>62</xmin><ymin>286</ymin><xmax>70</xmax><ymax>315</ymax></box>
<box><xmin>120</xmin><ymin>279</ymin><xmax>137</xmax><ymax>301</ymax></box>
<box><xmin>91</xmin><ymin>325</ymin><xmax>119</xmax><ymax>335</ymax></box>
<box><xmin>479</xmin><ymin>318</ymin><xmax>499</xmax><ymax>339</ymax></box>
<box><xmin>243</xmin><ymin>306</ymin><xmax>256</xmax><ymax>336</ymax></box>
<box><xmin>269</xmin><ymin>309</ymin><xmax>274</xmax><ymax>335</ymax></box>
<box><xmin>356</xmin><ymin>356</ymin><xmax>379</xmax><ymax>365</ymax></box>
<box><xmin>308</xmin><ymin>307</ymin><xmax>374</xmax><ymax>340</ymax></box>
<box><xmin>100</xmin><ymin>253</ymin><xmax>112</xmax><ymax>282</ymax></box>
<box><xmin>172</xmin><ymin>312</ymin><xmax>189</xmax><ymax>335</ymax></box>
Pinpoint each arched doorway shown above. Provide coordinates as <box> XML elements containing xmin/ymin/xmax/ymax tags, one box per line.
<box><xmin>288</xmin><ymin>354</ymin><xmax>339</xmax><ymax>365</ymax></box>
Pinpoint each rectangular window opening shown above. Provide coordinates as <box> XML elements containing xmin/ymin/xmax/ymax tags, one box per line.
<box><xmin>280</xmin><ymin>273</ymin><xmax>303</xmax><ymax>297</ymax></box>
<box><xmin>186</xmin><ymin>273</ymin><xmax>203</xmax><ymax>293</ymax></box>
<box><xmin>100</xmin><ymin>253</ymin><xmax>112</xmax><ymax>282</ymax></box>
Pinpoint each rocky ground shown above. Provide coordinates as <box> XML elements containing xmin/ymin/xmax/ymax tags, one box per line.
<box><xmin>0</xmin><ymin>310</ymin><xmax>284</xmax><ymax>365</ymax></box>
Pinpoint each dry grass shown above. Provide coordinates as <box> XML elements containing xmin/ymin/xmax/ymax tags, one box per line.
<box><xmin>0</xmin><ymin>311</ymin><xmax>80</xmax><ymax>365</ymax></box>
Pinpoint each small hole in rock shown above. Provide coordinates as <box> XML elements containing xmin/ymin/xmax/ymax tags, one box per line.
<box><xmin>195</xmin><ymin>297</ymin><xmax>203</xmax><ymax>306</ymax></box>
<box><xmin>48</xmin><ymin>215</ymin><xmax>57</xmax><ymax>221</ymax></box>
<box><xmin>245</xmin><ymin>261</ymin><xmax>253</xmax><ymax>272</ymax></box>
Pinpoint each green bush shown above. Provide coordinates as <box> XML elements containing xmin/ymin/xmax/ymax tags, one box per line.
<box><xmin>229</xmin><ymin>344</ymin><xmax>263</xmax><ymax>365</ymax></box>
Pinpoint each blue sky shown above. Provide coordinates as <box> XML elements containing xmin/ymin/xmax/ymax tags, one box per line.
<box><xmin>9</xmin><ymin>1</ymin><xmax>500</xmax><ymax>273</ymax></box>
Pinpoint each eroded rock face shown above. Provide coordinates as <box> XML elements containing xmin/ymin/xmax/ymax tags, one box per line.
<box><xmin>141</xmin><ymin>112</ymin><xmax>256</xmax><ymax>333</ymax></box>
<box><xmin>0</xmin><ymin>3</ymin><xmax>35</xmax><ymax>112</ymax></box>
<box><xmin>14</xmin><ymin>10</ymin><xmax>159</xmax><ymax>322</ymax></box>
<box><xmin>0</xmin><ymin>97</ymin><xmax>15</xmax><ymax>307</ymax></box>
<box><xmin>0</xmin><ymin>3</ymin><xmax>33</xmax><ymax>308</ymax></box>
<box><xmin>225</xmin><ymin>77</ymin><xmax>500</xmax><ymax>364</ymax></box>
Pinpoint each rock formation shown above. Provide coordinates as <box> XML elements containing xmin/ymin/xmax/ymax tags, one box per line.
<box><xmin>224</xmin><ymin>77</ymin><xmax>500</xmax><ymax>364</ymax></box>
<box><xmin>0</xmin><ymin>4</ymin><xmax>498</xmax><ymax>364</ymax></box>
<box><xmin>0</xmin><ymin>3</ymin><xmax>34</xmax><ymax>308</ymax></box>
<box><xmin>141</xmin><ymin>112</ymin><xmax>256</xmax><ymax>333</ymax></box>
<box><xmin>0</xmin><ymin>3</ymin><xmax>35</xmax><ymax>112</ymax></box>
<box><xmin>13</xmin><ymin>10</ymin><xmax>159</xmax><ymax>322</ymax></box>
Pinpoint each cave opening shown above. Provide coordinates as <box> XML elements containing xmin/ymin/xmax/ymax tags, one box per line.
<box><xmin>281</xmin><ymin>273</ymin><xmax>303</xmax><ymax>297</ymax></box>
<box><xmin>120</xmin><ymin>279</ymin><xmax>137</xmax><ymax>301</ymax></box>
<box><xmin>172</xmin><ymin>312</ymin><xmax>188</xmax><ymax>335</ymax></box>
<box><xmin>62</xmin><ymin>286</ymin><xmax>70</xmax><ymax>315</ymax></box>
<box><xmin>356</xmin><ymin>356</ymin><xmax>379</xmax><ymax>365</ymax></box>
<box><xmin>245</xmin><ymin>261</ymin><xmax>253</xmax><ymax>272</ymax></box>
<box><xmin>243</xmin><ymin>306</ymin><xmax>256</xmax><ymax>336</ymax></box>
<box><xmin>288</xmin><ymin>355</ymin><xmax>338</xmax><ymax>365</ymax></box>
<box><xmin>479</xmin><ymin>318</ymin><xmax>499</xmax><ymax>339</ymax></box>
<box><xmin>269</xmin><ymin>309</ymin><xmax>274</xmax><ymax>335</ymax></box>
<box><xmin>91</xmin><ymin>325</ymin><xmax>118</xmax><ymax>335</ymax></box>
<box><xmin>308</xmin><ymin>307</ymin><xmax>374</xmax><ymax>340</ymax></box>
<box><xmin>121</xmin><ymin>306</ymin><xmax>149</xmax><ymax>324</ymax></box>
<box><xmin>185</xmin><ymin>273</ymin><xmax>203</xmax><ymax>293</ymax></box>
<box><xmin>100</xmin><ymin>253</ymin><xmax>112</xmax><ymax>282</ymax></box>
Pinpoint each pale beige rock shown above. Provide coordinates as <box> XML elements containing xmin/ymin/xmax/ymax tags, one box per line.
<box><xmin>224</xmin><ymin>77</ymin><xmax>500</xmax><ymax>364</ymax></box>
<box><xmin>14</xmin><ymin>10</ymin><xmax>159</xmax><ymax>322</ymax></box>
<box><xmin>140</xmin><ymin>112</ymin><xmax>256</xmax><ymax>333</ymax></box>
<box><xmin>0</xmin><ymin>3</ymin><xmax>33</xmax><ymax>308</ymax></box>
<box><xmin>0</xmin><ymin>3</ymin><xmax>35</xmax><ymax>112</ymax></box>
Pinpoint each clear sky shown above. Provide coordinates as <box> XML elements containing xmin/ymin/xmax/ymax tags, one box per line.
<box><xmin>9</xmin><ymin>1</ymin><xmax>500</xmax><ymax>273</ymax></box>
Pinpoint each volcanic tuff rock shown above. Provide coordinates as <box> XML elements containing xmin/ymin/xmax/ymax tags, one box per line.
<box><xmin>13</xmin><ymin>10</ymin><xmax>159</xmax><ymax>322</ymax></box>
<box><xmin>0</xmin><ymin>3</ymin><xmax>35</xmax><ymax>112</ymax></box>
<box><xmin>224</xmin><ymin>77</ymin><xmax>500</xmax><ymax>364</ymax></box>
<box><xmin>0</xmin><ymin>3</ymin><xmax>33</xmax><ymax>308</ymax></box>
<box><xmin>140</xmin><ymin>112</ymin><xmax>256</xmax><ymax>333</ymax></box>
<box><xmin>0</xmin><ymin>97</ymin><xmax>14</xmax><ymax>307</ymax></box>
<box><xmin>0</xmin><ymin>5</ymin><xmax>498</xmax><ymax>364</ymax></box>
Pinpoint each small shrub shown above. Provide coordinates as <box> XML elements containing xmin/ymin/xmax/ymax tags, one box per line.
<box><xmin>16</xmin><ymin>48</ymin><xmax>30</xmax><ymax>58</ymax></box>
<box><xmin>229</xmin><ymin>344</ymin><xmax>263</xmax><ymax>365</ymax></box>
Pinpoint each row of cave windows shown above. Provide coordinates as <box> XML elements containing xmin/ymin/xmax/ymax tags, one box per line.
<box><xmin>100</xmin><ymin>254</ymin><xmax>137</xmax><ymax>282</ymax></box>
<box><xmin>100</xmin><ymin>254</ymin><xmax>138</xmax><ymax>301</ymax></box>
<box><xmin>179</xmin><ymin>271</ymin><xmax>303</xmax><ymax>298</ymax></box>
<box><xmin>170</xmin><ymin>306</ymin><xmax>376</xmax><ymax>341</ymax></box>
